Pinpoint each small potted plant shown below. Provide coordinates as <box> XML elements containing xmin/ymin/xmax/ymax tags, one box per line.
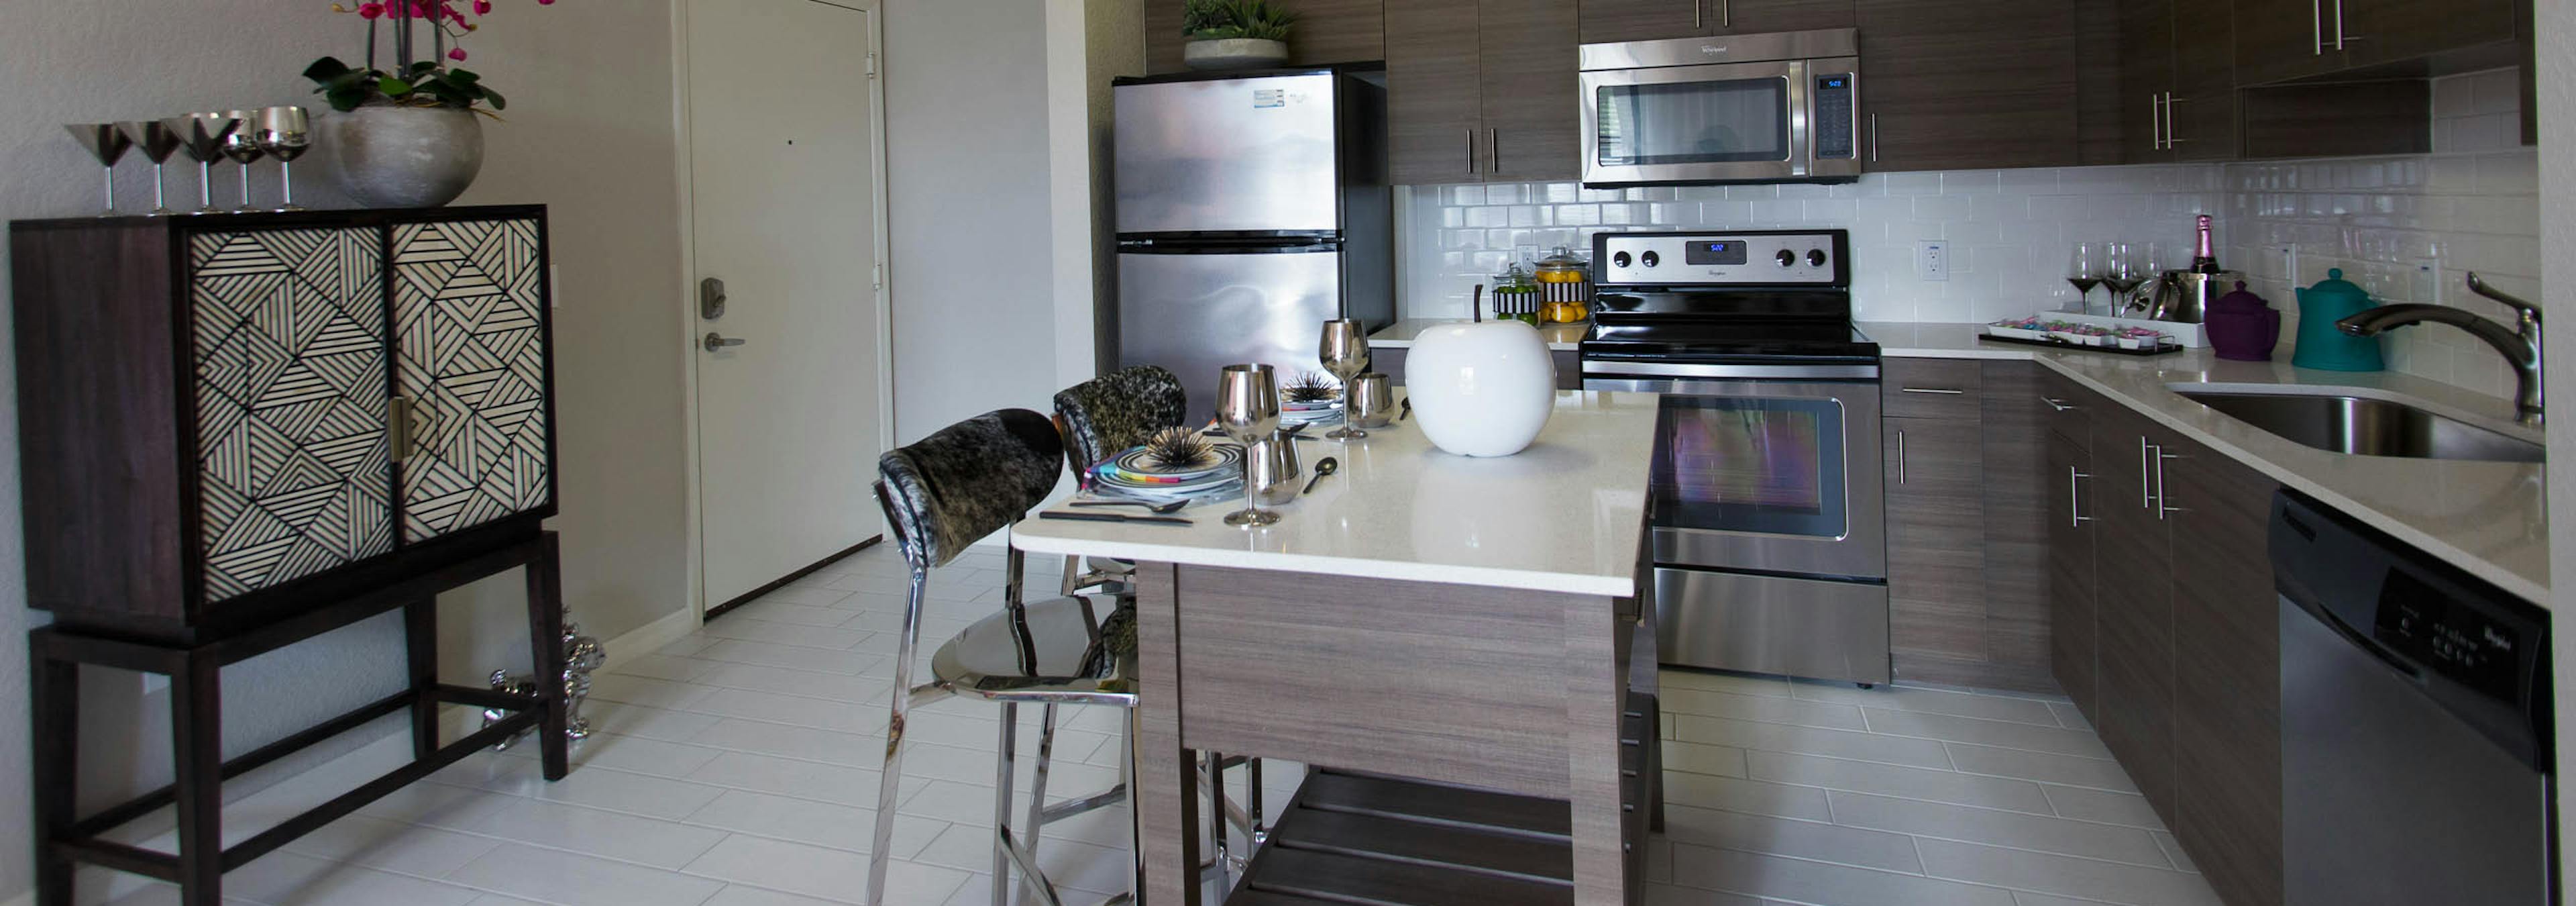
<box><xmin>304</xmin><ymin>1</ymin><xmax>550</xmax><ymax>208</ymax></box>
<box><xmin>1181</xmin><ymin>0</ymin><xmax>1298</xmax><ymax>70</ymax></box>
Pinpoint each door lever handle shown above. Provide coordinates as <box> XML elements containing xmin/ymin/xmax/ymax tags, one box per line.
<box><xmin>703</xmin><ymin>332</ymin><xmax>749</xmax><ymax>352</ymax></box>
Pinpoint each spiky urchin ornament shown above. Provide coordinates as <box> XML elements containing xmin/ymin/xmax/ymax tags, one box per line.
<box><xmin>1143</xmin><ymin>425</ymin><xmax>1214</xmax><ymax>469</ymax></box>
<box><xmin>1284</xmin><ymin>370</ymin><xmax>1340</xmax><ymax>403</ymax></box>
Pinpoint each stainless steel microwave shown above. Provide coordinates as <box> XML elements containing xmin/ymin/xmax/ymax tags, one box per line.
<box><xmin>1578</xmin><ymin>29</ymin><xmax>1862</xmax><ymax>187</ymax></box>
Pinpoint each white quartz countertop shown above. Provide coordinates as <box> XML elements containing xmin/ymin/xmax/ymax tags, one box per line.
<box><xmin>1863</xmin><ymin>321</ymin><xmax>2550</xmax><ymax>605</ymax></box>
<box><xmin>1371</xmin><ymin>319</ymin><xmax>1590</xmax><ymax>350</ymax></box>
<box><xmin>1010</xmin><ymin>391</ymin><xmax>1657</xmax><ymax>597</ymax></box>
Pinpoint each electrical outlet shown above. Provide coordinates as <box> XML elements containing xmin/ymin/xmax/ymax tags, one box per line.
<box><xmin>1915</xmin><ymin>240</ymin><xmax>1948</xmax><ymax>282</ymax></box>
<box><xmin>2412</xmin><ymin>257</ymin><xmax>2440</xmax><ymax>305</ymax></box>
<box><xmin>2264</xmin><ymin>244</ymin><xmax>2298</xmax><ymax>283</ymax></box>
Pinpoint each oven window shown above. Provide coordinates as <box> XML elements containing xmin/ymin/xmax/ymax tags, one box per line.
<box><xmin>1652</xmin><ymin>395</ymin><xmax>1848</xmax><ymax>539</ymax></box>
<box><xmin>1595</xmin><ymin>78</ymin><xmax>1791</xmax><ymax>166</ymax></box>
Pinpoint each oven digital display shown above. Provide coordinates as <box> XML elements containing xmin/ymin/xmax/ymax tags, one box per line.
<box><xmin>1686</xmin><ymin>241</ymin><xmax>1748</xmax><ymax>266</ymax></box>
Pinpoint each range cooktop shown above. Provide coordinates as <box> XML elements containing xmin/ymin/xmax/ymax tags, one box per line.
<box><xmin>1581</xmin><ymin>321</ymin><xmax>1881</xmax><ymax>365</ymax></box>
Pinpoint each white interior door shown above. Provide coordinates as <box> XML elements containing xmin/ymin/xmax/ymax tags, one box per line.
<box><xmin>688</xmin><ymin>0</ymin><xmax>888</xmax><ymax>608</ymax></box>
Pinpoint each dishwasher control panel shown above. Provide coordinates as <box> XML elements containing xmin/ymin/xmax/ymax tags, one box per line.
<box><xmin>2375</xmin><ymin>568</ymin><xmax>2530</xmax><ymax>701</ymax></box>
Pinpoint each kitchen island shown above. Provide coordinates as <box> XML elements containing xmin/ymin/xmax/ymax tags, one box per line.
<box><xmin>1010</xmin><ymin>390</ymin><xmax>1661</xmax><ymax>905</ymax></box>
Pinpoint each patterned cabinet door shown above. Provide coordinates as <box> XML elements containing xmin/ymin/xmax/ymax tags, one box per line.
<box><xmin>189</xmin><ymin>228</ymin><xmax>395</xmax><ymax>601</ymax></box>
<box><xmin>391</xmin><ymin>218</ymin><xmax>551</xmax><ymax>542</ymax></box>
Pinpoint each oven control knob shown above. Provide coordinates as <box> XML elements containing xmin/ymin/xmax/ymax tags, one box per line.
<box><xmin>1613</xmin><ymin>251</ymin><xmax>1632</xmax><ymax>268</ymax></box>
<box><xmin>1807</xmin><ymin>248</ymin><xmax>1829</xmax><ymax>267</ymax></box>
<box><xmin>1640</xmin><ymin>251</ymin><xmax>1660</xmax><ymax>267</ymax></box>
<box><xmin>1774</xmin><ymin>249</ymin><xmax>1797</xmax><ymax>268</ymax></box>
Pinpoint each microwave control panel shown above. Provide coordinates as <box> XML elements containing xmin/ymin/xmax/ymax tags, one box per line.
<box><xmin>1595</xmin><ymin>231</ymin><xmax>1847</xmax><ymax>287</ymax></box>
<box><xmin>1813</xmin><ymin>74</ymin><xmax>1856</xmax><ymax>160</ymax></box>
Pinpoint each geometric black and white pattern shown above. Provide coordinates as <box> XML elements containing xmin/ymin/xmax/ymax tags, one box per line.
<box><xmin>392</xmin><ymin>218</ymin><xmax>551</xmax><ymax>542</ymax></box>
<box><xmin>189</xmin><ymin>227</ymin><xmax>394</xmax><ymax>600</ymax></box>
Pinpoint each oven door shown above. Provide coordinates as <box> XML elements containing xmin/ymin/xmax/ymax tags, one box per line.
<box><xmin>1586</xmin><ymin>370</ymin><xmax>1885</xmax><ymax>579</ymax></box>
<box><xmin>1580</xmin><ymin>57</ymin><xmax>1862</xmax><ymax>186</ymax></box>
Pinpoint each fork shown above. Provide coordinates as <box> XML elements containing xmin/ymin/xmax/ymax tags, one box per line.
<box><xmin>1069</xmin><ymin>499</ymin><xmax>1187</xmax><ymax>514</ymax></box>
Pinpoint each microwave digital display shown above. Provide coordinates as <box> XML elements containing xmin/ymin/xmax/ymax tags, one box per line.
<box><xmin>1686</xmin><ymin>242</ymin><xmax>1748</xmax><ymax>266</ymax></box>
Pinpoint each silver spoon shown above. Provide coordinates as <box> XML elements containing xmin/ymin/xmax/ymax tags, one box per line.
<box><xmin>1069</xmin><ymin>499</ymin><xmax>1187</xmax><ymax>514</ymax></box>
<box><xmin>1301</xmin><ymin>457</ymin><xmax>1340</xmax><ymax>495</ymax></box>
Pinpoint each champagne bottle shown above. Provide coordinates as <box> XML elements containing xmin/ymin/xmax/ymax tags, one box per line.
<box><xmin>2190</xmin><ymin>214</ymin><xmax>2222</xmax><ymax>275</ymax></box>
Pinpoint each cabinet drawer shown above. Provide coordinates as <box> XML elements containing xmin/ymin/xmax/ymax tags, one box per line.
<box><xmin>2037</xmin><ymin>368</ymin><xmax>2093</xmax><ymax>448</ymax></box>
<box><xmin>1883</xmin><ymin>358</ymin><xmax>1982</xmax><ymax>419</ymax></box>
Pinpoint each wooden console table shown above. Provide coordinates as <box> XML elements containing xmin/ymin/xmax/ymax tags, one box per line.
<box><xmin>31</xmin><ymin>529</ymin><xmax>567</xmax><ymax>906</ymax></box>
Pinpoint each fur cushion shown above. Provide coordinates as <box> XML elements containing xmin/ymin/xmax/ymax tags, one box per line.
<box><xmin>1053</xmin><ymin>365</ymin><xmax>1188</xmax><ymax>479</ymax></box>
<box><xmin>876</xmin><ymin>409</ymin><xmax>1062</xmax><ymax>569</ymax></box>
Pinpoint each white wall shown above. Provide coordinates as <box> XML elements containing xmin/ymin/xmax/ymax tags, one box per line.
<box><xmin>0</xmin><ymin>3</ymin><xmax>694</xmax><ymax>901</ymax></box>
<box><xmin>883</xmin><ymin>0</ymin><xmax>1100</xmax><ymax>444</ymax></box>
<box><xmin>2539</xmin><ymin>0</ymin><xmax>2575</xmax><ymax>891</ymax></box>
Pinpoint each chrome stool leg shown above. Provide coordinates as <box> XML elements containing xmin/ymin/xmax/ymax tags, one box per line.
<box><xmin>866</xmin><ymin>564</ymin><xmax>934</xmax><ymax>906</ymax></box>
<box><xmin>1018</xmin><ymin>704</ymin><xmax>1058</xmax><ymax>906</ymax></box>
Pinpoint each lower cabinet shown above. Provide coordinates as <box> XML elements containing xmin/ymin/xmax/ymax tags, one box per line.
<box><xmin>1881</xmin><ymin>358</ymin><xmax>2053</xmax><ymax>692</ymax></box>
<box><xmin>2045</xmin><ymin>377</ymin><xmax>2282</xmax><ymax>906</ymax></box>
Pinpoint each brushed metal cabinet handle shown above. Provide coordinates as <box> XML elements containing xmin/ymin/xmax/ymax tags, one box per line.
<box><xmin>2156</xmin><ymin>449</ymin><xmax>2186</xmax><ymax>517</ymax></box>
<box><xmin>2042</xmin><ymin>396</ymin><xmax>2076</xmax><ymax>412</ymax></box>
<box><xmin>2333</xmin><ymin>0</ymin><xmax>2346</xmax><ymax>49</ymax></box>
<box><xmin>1898</xmin><ymin>387</ymin><xmax>1966</xmax><ymax>395</ymax></box>
<box><xmin>1869</xmin><ymin>113</ymin><xmax>1880</xmax><ymax>162</ymax></box>
<box><xmin>2070</xmin><ymin>467</ymin><xmax>2094</xmax><ymax>527</ymax></box>
<box><xmin>2163</xmin><ymin>93</ymin><xmax>2186</xmax><ymax>146</ymax></box>
<box><xmin>2139</xmin><ymin>438</ymin><xmax>2155</xmax><ymax>509</ymax></box>
<box><xmin>2149</xmin><ymin>93</ymin><xmax>2163</xmax><ymax>150</ymax></box>
<box><xmin>1896</xmin><ymin>429</ymin><xmax>1908</xmax><ymax>485</ymax></box>
<box><xmin>1489</xmin><ymin>128</ymin><xmax>1499</xmax><ymax>174</ymax></box>
<box><xmin>1719</xmin><ymin>0</ymin><xmax>1730</xmax><ymax>28</ymax></box>
<box><xmin>2313</xmin><ymin>0</ymin><xmax>2324</xmax><ymax>54</ymax></box>
<box><xmin>1695</xmin><ymin>0</ymin><xmax>1703</xmax><ymax>30</ymax></box>
<box><xmin>1466</xmin><ymin>128</ymin><xmax>1476</xmax><ymax>174</ymax></box>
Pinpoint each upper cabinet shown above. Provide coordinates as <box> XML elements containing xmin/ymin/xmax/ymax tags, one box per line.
<box><xmin>1853</xmin><ymin>0</ymin><xmax>2078</xmax><ymax>172</ymax></box>
<box><xmin>1387</xmin><ymin>0</ymin><xmax>1580</xmax><ymax>184</ymax></box>
<box><xmin>2234</xmin><ymin>0</ymin><xmax>2518</xmax><ymax>85</ymax></box>
<box><xmin>1144</xmin><ymin>0</ymin><xmax>1387</xmax><ymax>75</ymax></box>
<box><xmin>1577</xmin><ymin>0</ymin><xmax>1854</xmax><ymax>43</ymax></box>
<box><xmin>2114</xmin><ymin>0</ymin><xmax>2237</xmax><ymax>162</ymax></box>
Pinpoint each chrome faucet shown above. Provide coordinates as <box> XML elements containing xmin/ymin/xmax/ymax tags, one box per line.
<box><xmin>2338</xmin><ymin>272</ymin><xmax>2544</xmax><ymax>425</ymax></box>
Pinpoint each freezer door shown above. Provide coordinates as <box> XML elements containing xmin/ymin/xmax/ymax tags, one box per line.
<box><xmin>1118</xmin><ymin>246</ymin><xmax>1343</xmax><ymax>422</ymax></box>
<box><xmin>1116</xmin><ymin>72</ymin><xmax>1342</xmax><ymax>236</ymax></box>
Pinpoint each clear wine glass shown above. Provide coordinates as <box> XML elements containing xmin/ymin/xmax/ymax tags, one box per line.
<box><xmin>1214</xmin><ymin>364</ymin><xmax>1282</xmax><ymax>527</ymax></box>
<box><xmin>2065</xmin><ymin>242</ymin><xmax>2102</xmax><ymax>313</ymax></box>
<box><xmin>63</xmin><ymin>123</ymin><xmax>133</xmax><ymax>217</ymax></box>
<box><xmin>255</xmin><ymin>107</ymin><xmax>311</xmax><ymax>211</ymax></box>
<box><xmin>219</xmin><ymin>109</ymin><xmax>265</xmax><ymax>212</ymax></box>
<box><xmin>2100</xmin><ymin>242</ymin><xmax>2146</xmax><ymax>315</ymax></box>
<box><xmin>1318</xmin><ymin>319</ymin><xmax>1370</xmax><ymax>442</ymax></box>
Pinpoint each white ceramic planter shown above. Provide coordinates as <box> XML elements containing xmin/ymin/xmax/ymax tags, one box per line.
<box><xmin>321</xmin><ymin>105</ymin><xmax>484</xmax><ymax>209</ymax></box>
<box><xmin>1183</xmin><ymin>38</ymin><xmax>1289</xmax><ymax>70</ymax></box>
<box><xmin>1403</xmin><ymin>320</ymin><xmax>1556</xmax><ymax>458</ymax></box>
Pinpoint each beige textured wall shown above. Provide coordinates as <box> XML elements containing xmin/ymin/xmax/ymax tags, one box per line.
<box><xmin>2538</xmin><ymin>0</ymin><xmax>2573</xmax><ymax>887</ymax></box>
<box><xmin>1087</xmin><ymin>0</ymin><xmax>1147</xmax><ymax>372</ymax></box>
<box><xmin>0</xmin><ymin>3</ymin><xmax>692</xmax><ymax>900</ymax></box>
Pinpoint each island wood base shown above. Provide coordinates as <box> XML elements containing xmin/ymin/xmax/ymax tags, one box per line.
<box><xmin>1130</xmin><ymin>561</ymin><xmax>1648</xmax><ymax>905</ymax></box>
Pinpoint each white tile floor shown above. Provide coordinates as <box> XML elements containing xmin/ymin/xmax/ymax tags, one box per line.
<box><xmin>78</xmin><ymin>542</ymin><xmax>2221</xmax><ymax>906</ymax></box>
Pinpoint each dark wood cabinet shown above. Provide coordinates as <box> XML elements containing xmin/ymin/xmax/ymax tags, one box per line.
<box><xmin>2165</xmin><ymin>0</ymin><xmax>2237</xmax><ymax>160</ymax></box>
<box><xmin>2045</xmin><ymin>430</ymin><xmax>2098</xmax><ymax>719</ymax></box>
<box><xmin>1386</xmin><ymin>0</ymin><xmax>1580</xmax><ymax>184</ymax></box>
<box><xmin>1880</xmin><ymin>359</ymin><xmax>2054</xmax><ymax>693</ymax></box>
<box><xmin>2043</xmin><ymin>376</ymin><xmax>2284</xmax><ymax>906</ymax></box>
<box><xmin>2090</xmin><ymin>401</ymin><xmax>2177</xmax><ymax>823</ymax></box>
<box><xmin>1886</xmin><ymin>416</ymin><xmax>1986</xmax><ymax>670</ymax></box>
<box><xmin>2114</xmin><ymin>0</ymin><xmax>2176</xmax><ymax>162</ymax></box>
<box><xmin>1852</xmin><ymin>0</ymin><xmax>2079</xmax><ymax>172</ymax></box>
<box><xmin>2232</xmin><ymin>0</ymin><xmax>2516</xmax><ymax>87</ymax></box>
<box><xmin>1577</xmin><ymin>0</ymin><xmax>1853</xmax><ymax>43</ymax></box>
<box><xmin>2230</xmin><ymin>0</ymin><xmax>2341</xmax><ymax>86</ymax></box>
<box><xmin>1144</xmin><ymin>0</ymin><xmax>1388</xmax><ymax>75</ymax></box>
<box><xmin>10</xmin><ymin>207</ymin><xmax>556</xmax><ymax>640</ymax></box>
<box><xmin>2167</xmin><ymin>442</ymin><xmax>2284</xmax><ymax>906</ymax></box>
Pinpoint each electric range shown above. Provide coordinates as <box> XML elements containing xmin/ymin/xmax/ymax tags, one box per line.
<box><xmin>1578</xmin><ymin>230</ymin><xmax>1890</xmax><ymax>687</ymax></box>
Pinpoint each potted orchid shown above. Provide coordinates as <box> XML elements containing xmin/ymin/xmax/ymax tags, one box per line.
<box><xmin>303</xmin><ymin>1</ymin><xmax>553</xmax><ymax>207</ymax></box>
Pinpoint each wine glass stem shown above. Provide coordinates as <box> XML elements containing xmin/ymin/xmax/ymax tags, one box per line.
<box><xmin>197</xmin><ymin>162</ymin><xmax>213</xmax><ymax>211</ymax></box>
<box><xmin>239</xmin><ymin>164</ymin><xmax>253</xmax><ymax>209</ymax></box>
<box><xmin>153</xmin><ymin>163</ymin><xmax>168</xmax><ymax>212</ymax></box>
<box><xmin>100</xmin><ymin>166</ymin><xmax>115</xmax><ymax>215</ymax></box>
<box><xmin>280</xmin><ymin>162</ymin><xmax>294</xmax><ymax>209</ymax></box>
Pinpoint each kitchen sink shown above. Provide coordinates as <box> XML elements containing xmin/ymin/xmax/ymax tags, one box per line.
<box><xmin>2167</xmin><ymin>386</ymin><xmax>2545</xmax><ymax>463</ymax></box>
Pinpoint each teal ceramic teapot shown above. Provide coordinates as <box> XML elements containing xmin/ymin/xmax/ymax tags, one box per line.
<box><xmin>2290</xmin><ymin>268</ymin><xmax>2385</xmax><ymax>372</ymax></box>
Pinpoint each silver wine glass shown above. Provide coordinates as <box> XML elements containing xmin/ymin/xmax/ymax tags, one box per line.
<box><xmin>219</xmin><ymin>110</ymin><xmax>264</xmax><ymax>211</ymax></box>
<box><xmin>63</xmin><ymin>123</ymin><xmax>133</xmax><ymax>216</ymax></box>
<box><xmin>123</xmin><ymin>121</ymin><xmax>184</xmax><ymax>215</ymax></box>
<box><xmin>1214</xmin><ymin>364</ymin><xmax>1283</xmax><ymax>527</ymax></box>
<box><xmin>1318</xmin><ymin>319</ymin><xmax>1370</xmax><ymax>441</ymax></box>
<box><xmin>168</xmin><ymin>113</ymin><xmax>240</xmax><ymax>215</ymax></box>
<box><xmin>255</xmin><ymin>106</ymin><xmax>311</xmax><ymax>211</ymax></box>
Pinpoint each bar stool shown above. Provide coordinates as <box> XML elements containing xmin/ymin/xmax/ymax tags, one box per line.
<box><xmin>1053</xmin><ymin>367</ymin><xmax>1269</xmax><ymax>869</ymax></box>
<box><xmin>867</xmin><ymin>409</ymin><xmax>1137</xmax><ymax>906</ymax></box>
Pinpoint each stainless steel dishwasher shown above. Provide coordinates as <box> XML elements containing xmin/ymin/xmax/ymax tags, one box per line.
<box><xmin>2271</xmin><ymin>491</ymin><xmax>2556</xmax><ymax>905</ymax></box>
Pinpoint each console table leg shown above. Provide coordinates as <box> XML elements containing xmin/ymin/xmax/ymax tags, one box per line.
<box><xmin>405</xmin><ymin>599</ymin><xmax>440</xmax><ymax>760</ymax></box>
<box><xmin>31</xmin><ymin>637</ymin><xmax>78</xmax><ymax>906</ymax></box>
<box><xmin>525</xmin><ymin>532</ymin><xmax>570</xmax><ymax>781</ymax></box>
<box><xmin>170</xmin><ymin>649</ymin><xmax>223</xmax><ymax>905</ymax></box>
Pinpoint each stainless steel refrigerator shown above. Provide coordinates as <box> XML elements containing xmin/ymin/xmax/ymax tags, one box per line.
<box><xmin>1112</xmin><ymin>68</ymin><xmax>1393</xmax><ymax>421</ymax></box>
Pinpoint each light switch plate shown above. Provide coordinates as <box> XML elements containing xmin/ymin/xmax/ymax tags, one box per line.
<box><xmin>1915</xmin><ymin>240</ymin><xmax>1948</xmax><ymax>282</ymax></box>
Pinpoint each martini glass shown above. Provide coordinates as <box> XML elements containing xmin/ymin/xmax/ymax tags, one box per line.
<box><xmin>123</xmin><ymin>121</ymin><xmax>184</xmax><ymax>215</ymax></box>
<box><xmin>63</xmin><ymin>123</ymin><xmax>133</xmax><ymax>216</ymax></box>
<box><xmin>167</xmin><ymin>113</ymin><xmax>240</xmax><ymax>215</ymax></box>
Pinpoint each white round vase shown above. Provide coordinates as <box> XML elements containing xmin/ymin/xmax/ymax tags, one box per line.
<box><xmin>1403</xmin><ymin>320</ymin><xmax>1557</xmax><ymax>458</ymax></box>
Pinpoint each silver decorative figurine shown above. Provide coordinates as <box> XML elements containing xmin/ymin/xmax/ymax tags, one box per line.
<box><xmin>482</xmin><ymin>609</ymin><xmax>606</xmax><ymax>748</ymax></box>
